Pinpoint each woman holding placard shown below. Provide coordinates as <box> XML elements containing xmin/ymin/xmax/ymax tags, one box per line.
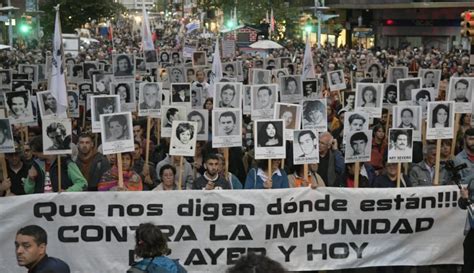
<box><xmin>244</xmin><ymin>159</ymin><xmax>289</xmax><ymax>189</ymax></box>
<box><xmin>98</xmin><ymin>152</ymin><xmax>143</xmax><ymax>191</ymax></box>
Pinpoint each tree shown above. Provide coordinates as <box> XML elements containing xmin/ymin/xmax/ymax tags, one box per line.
<box><xmin>39</xmin><ymin>0</ymin><xmax>125</xmax><ymax>37</ymax></box>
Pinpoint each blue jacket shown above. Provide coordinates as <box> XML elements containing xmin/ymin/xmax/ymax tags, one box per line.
<box><xmin>244</xmin><ymin>168</ymin><xmax>289</xmax><ymax>189</ymax></box>
<box><xmin>128</xmin><ymin>256</ymin><xmax>187</xmax><ymax>273</ymax></box>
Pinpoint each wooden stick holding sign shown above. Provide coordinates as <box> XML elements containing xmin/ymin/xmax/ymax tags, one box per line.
<box><xmin>354</xmin><ymin>162</ymin><xmax>360</xmax><ymax>188</ymax></box>
<box><xmin>117</xmin><ymin>153</ymin><xmax>124</xmax><ymax>188</ymax></box>
<box><xmin>57</xmin><ymin>156</ymin><xmax>62</xmax><ymax>192</ymax></box>
<box><xmin>156</xmin><ymin>119</ymin><xmax>161</xmax><ymax>143</ymax></box>
<box><xmin>223</xmin><ymin>148</ymin><xmax>229</xmax><ymax>182</ymax></box>
<box><xmin>396</xmin><ymin>163</ymin><xmax>401</xmax><ymax>188</ymax></box>
<box><xmin>0</xmin><ymin>154</ymin><xmax>10</xmax><ymax>195</ymax></box>
<box><xmin>178</xmin><ymin>156</ymin><xmax>184</xmax><ymax>190</ymax></box>
<box><xmin>433</xmin><ymin>139</ymin><xmax>442</xmax><ymax>186</ymax></box>
<box><xmin>267</xmin><ymin>159</ymin><xmax>272</xmax><ymax>187</ymax></box>
<box><xmin>451</xmin><ymin>113</ymin><xmax>461</xmax><ymax>157</ymax></box>
<box><xmin>303</xmin><ymin>163</ymin><xmax>309</xmax><ymax>187</ymax></box>
<box><xmin>145</xmin><ymin>117</ymin><xmax>152</xmax><ymax>165</ymax></box>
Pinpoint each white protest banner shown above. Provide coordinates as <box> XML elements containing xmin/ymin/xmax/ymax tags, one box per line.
<box><xmin>0</xmin><ymin>187</ymin><xmax>465</xmax><ymax>273</ymax></box>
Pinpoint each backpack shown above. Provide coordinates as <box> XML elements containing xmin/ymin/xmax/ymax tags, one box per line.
<box><xmin>127</xmin><ymin>257</ymin><xmax>187</xmax><ymax>273</ymax></box>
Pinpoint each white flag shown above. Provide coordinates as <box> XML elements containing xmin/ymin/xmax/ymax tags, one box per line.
<box><xmin>208</xmin><ymin>39</ymin><xmax>222</xmax><ymax>98</ymax></box>
<box><xmin>302</xmin><ymin>36</ymin><xmax>315</xmax><ymax>80</ymax></box>
<box><xmin>142</xmin><ymin>7</ymin><xmax>154</xmax><ymax>51</ymax></box>
<box><xmin>50</xmin><ymin>5</ymin><xmax>67</xmax><ymax>114</ymax></box>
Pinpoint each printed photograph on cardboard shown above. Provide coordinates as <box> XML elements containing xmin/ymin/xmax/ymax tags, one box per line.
<box><xmin>42</xmin><ymin>118</ymin><xmax>72</xmax><ymax>155</ymax></box>
<box><xmin>91</xmin><ymin>95</ymin><xmax>120</xmax><ymax>133</ymax></box>
<box><xmin>212</xmin><ymin>109</ymin><xmax>242</xmax><ymax>148</ymax></box>
<box><xmin>18</xmin><ymin>64</ymin><xmax>38</xmax><ymax>82</ymax></box>
<box><xmin>419</xmin><ymin>69</ymin><xmax>441</xmax><ymax>92</ymax></box>
<box><xmin>100</xmin><ymin>112</ymin><xmax>134</xmax><ymax>155</ymax></box>
<box><xmin>251</xmin><ymin>84</ymin><xmax>278</xmax><ymax>120</ymax></box>
<box><xmin>37</xmin><ymin>91</ymin><xmax>68</xmax><ymax>119</ymax></box>
<box><xmin>355</xmin><ymin>83</ymin><xmax>383</xmax><ymax>118</ymax></box>
<box><xmin>215</xmin><ymin>82</ymin><xmax>242</xmax><ymax>109</ymax></box>
<box><xmin>426</xmin><ymin>101</ymin><xmax>455</xmax><ymax>140</ymax></box>
<box><xmin>0</xmin><ymin>69</ymin><xmax>12</xmax><ymax>91</ymax></box>
<box><xmin>93</xmin><ymin>73</ymin><xmax>114</xmax><ymax>94</ymax></box>
<box><xmin>365</xmin><ymin>63</ymin><xmax>384</xmax><ymax>83</ymax></box>
<box><xmin>192</xmin><ymin>51</ymin><xmax>207</xmax><ymax>67</ymax></box>
<box><xmin>170</xmin><ymin>83</ymin><xmax>191</xmax><ymax>108</ymax></box>
<box><xmin>169</xmin><ymin>121</ymin><xmax>198</xmax><ymax>157</ymax></box>
<box><xmin>344</xmin><ymin>130</ymin><xmax>372</xmax><ymax>163</ymax></box>
<box><xmin>302</xmin><ymin>99</ymin><xmax>327</xmax><ymax>132</ymax></box>
<box><xmin>275</xmin><ymin>103</ymin><xmax>302</xmax><ymax>141</ymax></box>
<box><xmin>279</xmin><ymin>75</ymin><xmax>303</xmax><ymax>103</ymax></box>
<box><xmin>251</xmin><ymin>69</ymin><xmax>271</xmax><ymax>85</ymax></box>
<box><xmin>327</xmin><ymin>70</ymin><xmax>346</xmax><ymax>91</ymax></box>
<box><xmin>254</xmin><ymin>119</ymin><xmax>286</xmax><ymax>160</ymax></box>
<box><xmin>4</xmin><ymin>91</ymin><xmax>34</xmax><ymax>124</ymax></box>
<box><xmin>67</xmin><ymin>90</ymin><xmax>80</xmax><ymax>118</ymax></box>
<box><xmin>302</xmin><ymin>79</ymin><xmax>321</xmax><ymax>99</ymax></box>
<box><xmin>343</xmin><ymin>111</ymin><xmax>370</xmax><ymax>135</ymax></box>
<box><xmin>387</xmin><ymin>128</ymin><xmax>413</xmax><ymax>163</ymax></box>
<box><xmin>168</xmin><ymin>66</ymin><xmax>186</xmax><ymax>83</ymax></box>
<box><xmin>187</xmin><ymin>109</ymin><xmax>208</xmax><ymax>141</ymax></box>
<box><xmin>293</xmin><ymin>129</ymin><xmax>319</xmax><ymax>165</ymax></box>
<box><xmin>113</xmin><ymin>54</ymin><xmax>135</xmax><ymax>78</ymax></box>
<box><xmin>161</xmin><ymin>105</ymin><xmax>187</xmax><ymax>138</ymax></box>
<box><xmin>411</xmin><ymin>88</ymin><xmax>435</xmax><ymax>117</ymax></box>
<box><xmin>0</xmin><ymin>118</ymin><xmax>15</xmax><ymax>153</ymax></box>
<box><xmin>110</xmin><ymin>81</ymin><xmax>136</xmax><ymax>112</ymax></box>
<box><xmin>448</xmin><ymin>77</ymin><xmax>473</xmax><ymax>113</ymax></box>
<box><xmin>387</xmin><ymin>66</ymin><xmax>408</xmax><ymax>84</ymax></box>
<box><xmin>397</xmin><ymin>77</ymin><xmax>421</xmax><ymax>104</ymax></box>
<box><xmin>185</xmin><ymin>67</ymin><xmax>196</xmax><ymax>83</ymax></box>
<box><xmin>138</xmin><ymin>82</ymin><xmax>162</xmax><ymax>117</ymax></box>
<box><xmin>392</xmin><ymin>106</ymin><xmax>422</xmax><ymax>142</ymax></box>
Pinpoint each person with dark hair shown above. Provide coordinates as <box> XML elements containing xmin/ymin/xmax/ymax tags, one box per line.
<box><xmin>367</xmin><ymin>63</ymin><xmax>382</xmax><ymax>79</ymax></box>
<box><xmin>98</xmin><ymin>152</ymin><xmax>143</xmax><ymax>191</ymax></box>
<box><xmin>42</xmin><ymin>93</ymin><xmax>58</xmax><ymax>116</ymax></box>
<box><xmin>415</xmin><ymin>89</ymin><xmax>431</xmax><ymax>112</ymax></box>
<box><xmin>187</xmin><ymin>111</ymin><xmax>205</xmax><ymax>134</ymax></box>
<box><xmin>217</xmin><ymin>111</ymin><xmax>237</xmax><ymax>136</ymax></box>
<box><xmin>390</xmin><ymin>67</ymin><xmax>405</xmax><ymax>84</ymax></box>
<box><xmin>244</xmin><ymin>158</ymin><xmax>289</xmax><ymax>189</ymax></box>
<box><xmin>0</xmin><ymin>119</ymin><xmax>13</xmax><ymax>146</ymax></box>
<box><xmin>128</xmin><ymin>223</ymin><xmax>187</xmax><ymax>273</ymax></box>
<box><xmin>390</xmin><ymin>130</ymin><xmax>411</xmax><ymax>152</ymax></box>
<box><xmin>15</xmin><ymin>225</ymin><xmax>70</xmax><ymax>272</ymax></box>
<box><xmin>224</xmin><ymin>63</ymin><xmax>235</xmax><ymax>77</ymax></box>
<box><xmin>172</xmin><ymin>52</ymin><xmax>181</xmax><ymax>65</ymax></box>
<box><xmin>152</xmin><ymin>164</ymin><xmax>178</xmax><ymax>191</ymax></box>
<box><xmin>23</xmin><ymin>136</ymin><xmax>87</xmax><ymax>193</ymax></box>
<box><xmin>45</xmin><ymin>122</ymin><xmax>70</xmax><ymax>151</ymax></box>
<box><xmin>297</xmin><ymin>130</ymin><xmax>318</xmax><ymax>158</ymax></box>
<box><xmin>165</xmin><ymin>108</ymin><xmax>179</xmax><ymax>127</ymax></box>
<box><xmin>279</xmin><ymin>105</ymin><xmax>296</xmax><ymax>129</ymax></box>
<box><xmin>72</xmin><ymin>65</ymin><xmax>83</xmax><ymax>78</ymax></box>
<box><xmin>303</xmin><ymin>100</ymin><xmax>325</xmax><ymax>128</ymax></box>
<box><xmin>349</xmin><ymin>131</ymin><xmax>368</xmax><ymax>156</ymax></box>
<box><xmin>75</xmin><ymin>132</ymin><xmax>110</xmax><ymax>191</ymax></box>
<box><xmin>115</xmin><ymin>83</ymin><xmax>131</xmax><ymax>104</ymax></box>
<box><xmin>192</xmin><ymin>153</ymin><xmax>231</xmax><ymax>190</ymax></box>
<box><xmin>422</xmin><ymin>70</ymin><xmax>436</xmax><ymax>88</ymax></box>
<box><xmin>172</xmin><ymin>84</ymin><xmax>189</xmax><ymax>102</ymax></box>
<box><xmin>348</xmin><ymin>113</ymin><xmax>366</xmax><ymax>132</ymax></box>
<box><xmin>115</xmin><ymin>55</ymin><xmax>133</xmax><ymax>76</ymax></box>
<box><xmin>106</xmin><ymin>115</ymin><xmax>130</xmax><ymax>141</ymax></box>
<box><xmin>283</xmin><ymin>76</ymin><xmax>298</xmax><ymax>95</ymax></box>
<box><xmin>175</xmin><ymin>122</ymin><xmax>194</xmax><ymax>146</ymax></box>
<box><xmin>256</xmin><ymin>86</ymin><xmax>273</xmax><ymax>109</ymax></box>
<box><xmin>399</xmin><ymin>79</ymin><xmax>419</xmax><ymax>101</ymax></box>
<box><xmin>383</xmin><ymin>84</ymin><xmax>397</xmax><ymax>104</ymax></box>
<box><xmin>432</xmin><ymin>104</ymin><xmax>450</xmax><ymax>128</ymax></box>
<box><xmin>360</xmin><ymin>85</ymin><xmax>377</xmax><ymax>107</ymax></box>
<box><xmin>257</xmin><ymin>121</ymin><xmax>282</xmax><ymax>147</ymax></box>
<box><xmin>160</xmin><ymin>52</ymin><xmax>170</xmax><ymax>63</ymax></box>
<box><xmin>370</xmin><ymin>124</ymin><xmax>387</xmax><ymax>174</ymax></box>
<box><xmin>453</xmin><ymin>78</ymin><xmax>470</xmax><ymax>102</ymax></box>
<box><xmin>95</xmin><ymin>97</ymin><xmax>116</xmax><ymax>122</ymax></box>
<box><xmin>6</xmin><ymin>91</ymin><xmax>29</xmax><ymax>120</ymax></box>
<box><xmin>219</xmin><ymin>84</ymin><xmax>236</xmax><ymax>107</ymax></box>
<box><xmin>227</xmin><ymin>253</ymin><xmax>286</xmax><ymax>273</ymax></box>
<box><xmin>398</xmin><ymin>108</ymin><xmax>417</xmax><ymax>129</ymax></box>
<box><xmin>67</xmin><ymin>92</ymin><xmax>78</xmax><ymax>112</ymax></box>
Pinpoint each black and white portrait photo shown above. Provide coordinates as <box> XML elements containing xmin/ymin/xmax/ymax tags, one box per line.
<box><xmin>343</xmin><ymin>112</ymin><xmax>369</xmax><ymax>134</ymax></box>
<box><xmin>212</xmin><ymin>109</ymin><xmax>242</xmax><ymax>148</ymax></box>
<box><xmin>387</xmin><ymin>66</ymin><xmax>408</xmax><ymax>84</ymax></box>
<box><xmin>393</xmin><ymin>106</ymin><xmax>422</xmax><ymax>141</ymax></box>
<box><xmin>215</xmin><ymin>82</ymin><xmax>242</xmax><ymax>109</ymax></box>
<box><xmin>4</xmin><ymin>91</ymin><xmax>34</xmax><ymax>124</ymax></box>
<box><xmin>113</xmin><ymin>54</ymin><xmax>135</xmax><ymax>78</ymax></box>
<box><xmin>93</xmin><ymin>73</ymin><xmax>114</xmax><ymax>94</ymax></box>
<box><xmin>448</xmin><ymin>77</ymin><xmax>472</xmax><ymax>113</ymax></box>
<box><xmin>327</xmin><ymin>70</ymin><xmax>346</xmax><ymax>91</ymax></box>
<box><xmin>0</xmin><ymin>118</ymin><xmax>15</xmax><ymax>153</ymax></box>
<box><xmin>411</xmin><ymin>88</ymin><xmax>435</xmax><ymax>116</ymax></box>
<box><xmin>169</xmin><ymin>121</ymin><xmax>198</xmax><ymax>157</ymax></box>
<box><xmin>252</xmin><ymin>69</ymin><xmax>271</xmax><ymax>85</ymax></box>
<box><xmin>67</xmin><ymin>91</ymin><xmax>80</xmax><ymax>118</ymax></box>
<box><xmin>135</xmin><ymin>57</ymin><xmax>146</xmax><ymax>73</ymax></box>
<box><xmin>344</xmin><ymin>130</ymin><xmax>372</xmax><ymax>163</ymax></box>
<box><xmin>191</xmin><ymin>85</ymin><xmax>203</xmax><ymax>109</ymax></box>
<box><xmin>144</xmin><ymin>50</ymin><xmax>158</xmax><ymax>66</ymax></box>
<box><xmin>171</xmin><ymin>83</ymin><xmax>191</xmax><ymax>107</ymax></box>
<box><xmin>350</xmin><ymin>70</ymin><xmax>365</xmax><ymax>90</ymax></box>
<box><xmin>12</xmin><ymin>80</ymin><xmax>32</xmax><ymax>92</ymax></box>
<box><xmin>185</xmin><ymin>67</ymin><xmax>196</xmax><ymax>83</ymax></box>
<box><xmin>426</xmin><ymin>101</ymin><xmax>455</xmax><ymax>140</ymax></box>
<box><xmin>160</xmin><ymin>51</ymin><xmax>171</xmax><ymax>64</ymax></box>
<box><xmin>383</xmin><ymin>84</ymin><xmax>398</xmax><ymax>105</ymax></box>
<box><xmin>100</xmin><ymin>112</ymin><xmax>134</xmax><ymax>155</ymax></box>
<box><xmin>419</xmin><ymin>69</ymin><xmax>441</xmax><ymax>91</ymax></box>
<box><xmin>37</xmin><ymin>91</ymin><xmax>68</xmax><ymax>119</ymax></box>
<box><xmin>280</xmin><ymin>57</ymin><xmax>292</xmax><ymax>69</ymax></box>
<box><xmin>168</xmin><ymin>66</ymin><xmax>186</xmax><ymax>83</ymax></box>
<box><xmin>251</xmin><ymin>84</ymin><xmax>278</xmax><ymax>120</ymax></box>
<box><xmin>42</xmin><ymin>118</ymin><xmax>72</xmax><ymax>155</ymax></box>
<box><xmin>91</xmin><ymin>95</ymin><xmax>120</xmax><ymax>133</ymax></box>
<box><xmin>192</xmin><ymin>51</ymin><xmax>207</xmax><ymax>67</ymax></box>
<box><xmin>387</xmin><ymin>128</ymin><xmax>413</xmax><ymax>163</ymax></box>
<box><xmin>280</xmin><ymin>75</ymin><xmax>303</xmax><ymax>103</ymax></box>
<box><xmin>161</xmin><ymin>105</ymin><xmax>187</xmax><ymax>138</ymax></box>
<box><xmin>254</xmin><ymin>119</ymin><xmax>286</xmax><ymax>160</ymax></box>
<box><xmin>222</xmin><ymin>62</ymin><xmax>237</xmax><ymax>78</ymax></box>
<box><xmin>78</xmin><ymin>82</ymin><xmax>93</xmax><ymax>104</ymax></box>
<box><xmin>138</xmin><ymin>82</ymin><xmax>161</xmax><ymax>117</ymax></box>
<box><xmin>397</xmin><ymin>78</ymin><xmax>421</xmax><ymax>104</ymax></box>
<box><xmin>293</xmin><ymin>129</ymin><xmax>319</xmax><ymax>165</ymax></box>
<box><xmin>275</xmin><ymin>103</ymin><xmax>302</xmax><ymax>141</ymax></box>
<box><xmin>365</xmin><ymin>63</ymin><xmax>383</xmax><ymax>83</ymax></box>
<box><xmin>302</xmin><ymin>79</ymin><xmax>321</xmax><ymax>99</ymax></box>
<box><xmin>272</xmin><ymin>68</ymin><xmax>289</xmax><ymax>81</ymax></box>
<box><xmin>355</xmin><ymin>83</ymin><xmax>383</xmax><ymax>118</ymax></box>
<box><xmin>187</xmin><ymin>109</ymin><xmax>208</xmax><ymax>141</ymax></box>
<box><xmin>18</xmin><ymin>64</ymin><xmax>38</xmax><ymax>82</ymax></box>
<box><xmin>0</xmin><ymin>69</ymin><xmax>11</xmax><ymax>91</ymax></box>
<box><xmin>340</xmin><ymin>91</ymin><xmax>356</xmax><ymax>112</ymax></box>
<box><xmin>302</xmin><ymin>99</ymin><xmax>327</xmax><ymax>132</ymax></box>
<box><xmin>265</xmin><ymin>58</ymin><xmax>279</xmax><ymax>70</ymax></box>
<box><xmin>111</xmin><ymin>81</ymin><xmax>136</xmax><ymax>112</ymax></box>
<box><xmin>171</xmin><ymin>52</ymin><xmax>183</xmax><ymax>65</ymax></box>
<box><xmin>83</xmin><ymin>62</ymin><xmax>98</xmax><ymax>80</ymax></box>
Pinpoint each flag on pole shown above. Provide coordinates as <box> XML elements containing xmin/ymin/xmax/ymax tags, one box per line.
<box><xmin>50</xmin><ymin>5</ymin><xmax>67</xmax><ymax>114</ymax></box>
<box><xmin>302</xmin><ymin>36</ymin><xmax>316</xmax><ymax>80</ymax></box>
<box><xmin>208</xmin><ymin>39</ymin><xmax>222</xmax><ymax>98</ymax></box>
<box><xmin>142</xmin><ymin>7</ymin><xmax>154</xmax><ymax>51</ymax></box>
<box><xmin>266</xmin><ymin>10</ymin><xmax>269</xmax><ymax>24</ymax></box>
<box><xmin>270</xmin><ymin>8</ymin><xmax>275</xmax><ymax>32</ymax></box>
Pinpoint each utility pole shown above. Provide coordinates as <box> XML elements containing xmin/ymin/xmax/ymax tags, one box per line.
<box><xmin>314</xmin><ymin>0</ymin><xmax>338</xmax><ymax>48</ymax></box>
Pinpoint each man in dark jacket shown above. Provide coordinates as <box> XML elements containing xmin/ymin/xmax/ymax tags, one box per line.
<box><xmin>75</xmin><ymin>132</ymin><xmax>110</xmax><ymax>191</ymax></box>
